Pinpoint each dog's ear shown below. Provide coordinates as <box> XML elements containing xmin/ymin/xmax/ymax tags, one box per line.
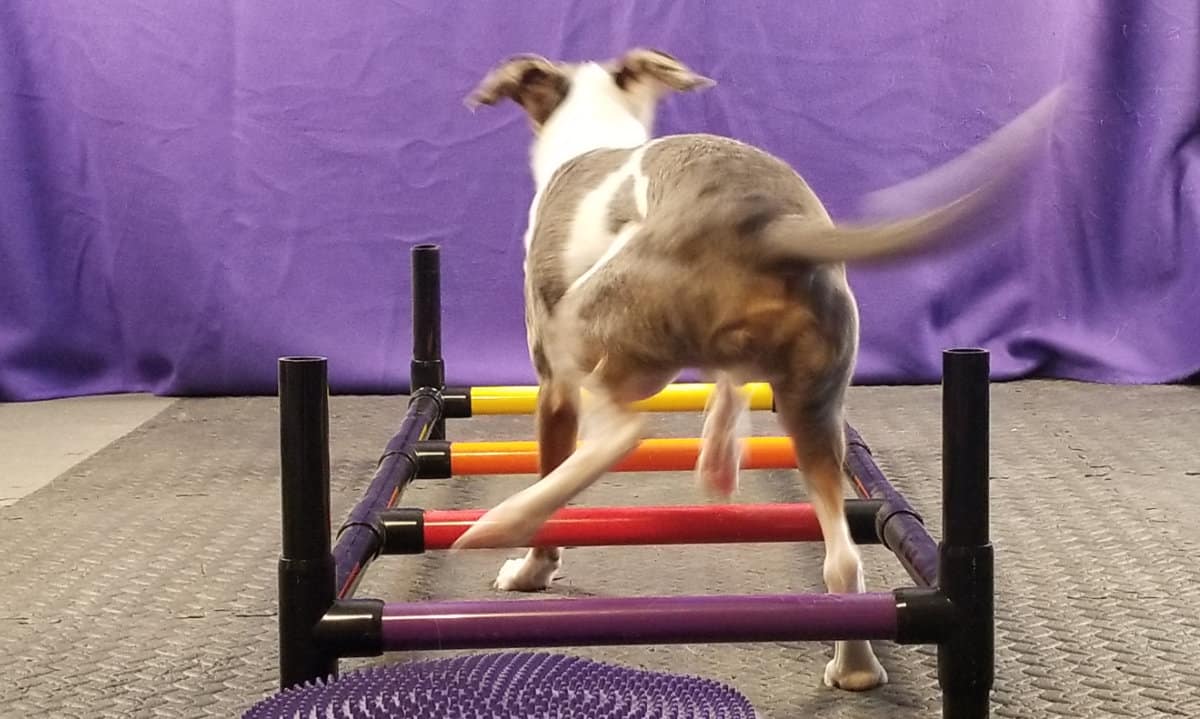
<box><xmin>611</xmin><ymin>48</ymin><xmax>714</xmax><ymax>94</ymax></box>
<box><xmin>466</xmin><ymin>54</ymin><xmax>570</xmax><ymax>126</ymax></box>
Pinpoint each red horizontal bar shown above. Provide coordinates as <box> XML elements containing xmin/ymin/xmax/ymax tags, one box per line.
<box><xmin>424</xmin><ymin>503</ymin><xmax>825</xmax><ymax>549</ymax></box>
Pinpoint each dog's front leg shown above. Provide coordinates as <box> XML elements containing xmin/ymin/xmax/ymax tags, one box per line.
<box><xmin>494</xmin><ymin>380</ymin><xmax>580</xmax><ymax>591</ymax></box>
<box><xmin>451</xmin><ymin>398</ymin><xmax>643</xmax><ymax>554</ymax></box>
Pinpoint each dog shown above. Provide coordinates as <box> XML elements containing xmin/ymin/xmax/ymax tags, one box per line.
<box><xmin>454</xmin><ymin>48</ymin><xmax>1059</xmax><ymax>691</ymax></box>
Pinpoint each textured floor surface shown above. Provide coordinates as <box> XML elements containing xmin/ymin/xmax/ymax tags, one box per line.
<box><xmin>1</xmin><ymin>381</ymin><xmax>1198</xmax><ymax>718</ymax></box>
<box><xmin>0</xmin><ymin>393</ymin><xmax>173</xmax><ymax>507</ymax></box>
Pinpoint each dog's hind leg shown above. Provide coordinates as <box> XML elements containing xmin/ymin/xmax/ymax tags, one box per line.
<box><xmin>696</xmin><ymin>373</ymin><xmax>749</xmax><ymax>499</ymax></box>
<box><xmin>774</xmin><ymin>385</ymin><xmax>888</xmax><ymax>691</ymax></box>
<box><xmin>494</xmin><ymin>380</ymin><xmax>580</xmax><ymax>591</ymax></box>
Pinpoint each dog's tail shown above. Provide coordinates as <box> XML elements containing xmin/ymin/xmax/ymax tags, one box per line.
<box><xmin>758</xmin><ymin>189</ymin><xmax>988</xmax><ymax>263</ymax></box>
<box><xmin>759</xmin><ymin>85</ymin><xmax>1065</xmax><ymax>265</ymax></box>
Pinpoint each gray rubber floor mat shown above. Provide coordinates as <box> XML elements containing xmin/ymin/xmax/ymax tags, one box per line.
<box><xmin>1</xmin><ymin>382</ymin><xmax>1198</xmax><ymax>718</ymax></box>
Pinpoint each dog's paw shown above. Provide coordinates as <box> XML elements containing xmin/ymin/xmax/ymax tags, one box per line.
<box><xmin>494</xmin><ymin>551</ymin><xmax>562</xmax><ymax>592</ymax></box>
<box><xmin>823</xmin><ymin>643</ymin><xmax>888</xmax><ymax>691</ymax></box>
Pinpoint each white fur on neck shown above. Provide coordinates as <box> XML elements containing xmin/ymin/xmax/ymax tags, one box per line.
<box><xmin>531</xmin><ymin>63</ymin><xmax>655</xmax><ymax>189</ymax></box>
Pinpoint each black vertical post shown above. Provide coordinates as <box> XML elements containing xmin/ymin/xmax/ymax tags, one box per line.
<box><xmin>939</xmin><ymin>348</ymin><xmax>993</xmax><ymax>718</ymax></box>
<box><xmin>277</xmin><ymin>356</ymin><xmax>337</xmax><ymax>689</ymax></box>
<box><xmin>411</xmin><ymin>244</ymin><xmax>446</xmax><ymax>439</ymax></box>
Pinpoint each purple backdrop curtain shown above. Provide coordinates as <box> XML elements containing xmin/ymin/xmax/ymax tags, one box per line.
<box><xmin>1</xmin><ymin>1</ymin><xmax>1196</xmax><ymax>401</ymax></box>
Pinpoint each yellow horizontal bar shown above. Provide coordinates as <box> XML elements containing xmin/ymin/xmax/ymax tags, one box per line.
<box><xmin>469</xmin><ymin>382</ymin><xmax>774</xmax><ymax>415</ymax></box>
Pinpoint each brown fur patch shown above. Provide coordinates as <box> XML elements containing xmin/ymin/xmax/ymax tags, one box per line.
<box><xmin>468</xmin><ymin>56</ymin><xmax>571</xmax><ymax>128</ymax></box>
<box><xmin>610</xmin><ymin>48</ymin><xmax>715</xmax><ymax>93</ymax></box>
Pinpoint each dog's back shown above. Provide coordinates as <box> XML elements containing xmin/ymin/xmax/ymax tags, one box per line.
<box><xmin>528</xmin><ymin>133</ymin><xmax>827</xmax><ymax>311</ymax></box>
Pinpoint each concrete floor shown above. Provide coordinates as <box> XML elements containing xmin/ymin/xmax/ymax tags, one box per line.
<box><xmin>4</xmin><ymin>382</ymin><xmax>1198</xmax><ymax>718</ymax></box>
<box><xmin>0</xmin><ymin>394</ymin><xmax>175</xmax><ymax>507</ymax></box>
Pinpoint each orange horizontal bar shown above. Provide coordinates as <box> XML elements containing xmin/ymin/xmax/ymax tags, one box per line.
<box><xmin>449</xmin><ymin>436</ymin><xmax>796</xmax><ymax>476</ymax></box>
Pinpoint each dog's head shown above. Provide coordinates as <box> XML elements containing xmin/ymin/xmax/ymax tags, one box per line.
<box><xmin>466</xmin><ymin>48</ymin><xmax>713</xmax><ymax>133</ymax></box>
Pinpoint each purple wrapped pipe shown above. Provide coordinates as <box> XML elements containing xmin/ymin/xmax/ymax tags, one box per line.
<box><xmin>380</xmin><ymin>592</ymin><xmax>897</xmax><ymax>651</ymax></box>
<box><xmin>845</xmin><ymin>425</ymin><xmax>940</xmax><ymax>587</ymax></box>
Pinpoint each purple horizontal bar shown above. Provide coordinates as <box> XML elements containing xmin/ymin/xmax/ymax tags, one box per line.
<box><xmin>381</xmin><ymin>592</ymin><xmax>897</xmax><ymax>651</ymax></box>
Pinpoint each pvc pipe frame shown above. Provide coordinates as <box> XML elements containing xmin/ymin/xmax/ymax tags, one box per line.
<box><xmin>332</xmin><ymin>390</ymin><xmax>440</xmax><ymax>599</ymax></box>
<box><xmin>278</xmin><ymin>244</ymin><xmax>993</xmax><ymax>719</ymax></box>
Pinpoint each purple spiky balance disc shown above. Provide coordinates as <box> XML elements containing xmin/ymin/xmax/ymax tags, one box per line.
<box><xmin>244</xmin><ymin>652</ymin><xmax>759</xmax><ymax>719</ymax></box>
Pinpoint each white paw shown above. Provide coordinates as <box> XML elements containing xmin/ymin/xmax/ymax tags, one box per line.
<box><xmin>494</xmin><ymin>552</ymin><xmax>561</xmax><ymax>592</ymax></box>
<box><xmin>823</xmin><ymin>642</ymin><xmax>888</xmax><ymax>691</ymax></box>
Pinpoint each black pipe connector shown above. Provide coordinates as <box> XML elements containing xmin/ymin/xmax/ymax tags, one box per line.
<box><xmin>277</xmin><ymin>556</ymin><xmax>337</xmax><ymax>687</ymax></box>
<box><xmin>414</xmin><ymin>439</ymin><xmax>452</xmax><ymax>479</ymax></box>
<box><xmin>894</xmin><ymin>586</ymin><xmax>954</xmax><ymax>645</ymax></box>
<box><xmin>939</xmin><ymin>543</ymin><xmax>995</xmax><ymax>716</ymax></box>
<box><xmin>442</xmin><ymin>386</ymin><xmax>472</xmax><ymax>419</ymax></box>
<box><xmin>314</xmin><ymin>599</ymin><xmax>385</xmax><ymax>658</ymax></box>
<box><xmin>379</xmin><ymin>507</ymin><xmax>426</xmax><ymax>555</ymax></box>
<box><xmin>844</xmin><ymin>498</ymin><xmax>885</xmax><ymax>545</ymax></box>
